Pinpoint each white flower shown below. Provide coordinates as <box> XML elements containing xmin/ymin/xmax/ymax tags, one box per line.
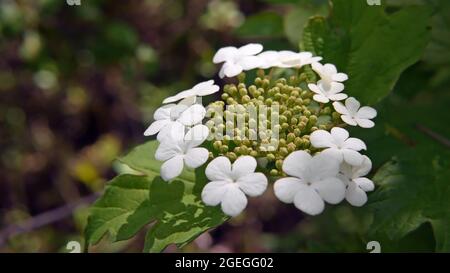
<box><xmin>332</xmin><ymin>97</ymin><xmax>377</xmax><ymax>128</ymax></box>
<box><xmin>256</xmin><ymin>50</ymin><xmax>283</xmax><ymax>69</ymax></box>
<box><xmin>273</xmin><ymin>151</ymin><xmax>345</xmax><ymax>215</ymax></box>
<box><xmin>162</xmin><ymin>80</ymin><xmax>220</xmax><ymax>104</ymax></box>
<box><xmin>308</xmin><ymin>81</ymin><xmax>347</xmax><ymax>103</ymax></box>
<box><xmin>213</xmin><ymin>43</ymin><xmax>263</xmax><ymax>78</ymax></box>
<box><xmin>201</xmin><ymin>156</ymin><xmax>268</xmax><ymax>217</ymax></box>
<box><xmin>278</xmin><ymin>51</ymin><xmax>322</xmax><ymax>68</ymax></box>
<box><xmin>310</xmin><ymin>127</ymin><xmax>366</xmax><ymax>166</ymax></box>
<box><xmin>312</xmin><ymin>63</ymin><xmax>348</xmax><ymax>87</ymax></box>
<box><xmin>155</xmin><ymin>124</ymin><xmax>210</xmax><ymax>181</ymax></box>
<box><xmin>338</xmin><ymin>156</ymin><xmax>374</xmax><ymax>207</ymax></box>
<box><xmin>144</xmin><ymin>103</ymin><xmax>206</xmax><ymax>141</ymax></box>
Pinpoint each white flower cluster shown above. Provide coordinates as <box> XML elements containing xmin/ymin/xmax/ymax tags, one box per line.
<box><xmin>144</xmin><ymin>43</ymin><xmax>377</xmax><ymax>217</ymax></box>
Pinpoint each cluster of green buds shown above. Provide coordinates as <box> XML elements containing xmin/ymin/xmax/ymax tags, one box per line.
<box><xmin>205</xmin><ymin>69</ymin><xmax>342</xmax><ymax>177</ymax></box>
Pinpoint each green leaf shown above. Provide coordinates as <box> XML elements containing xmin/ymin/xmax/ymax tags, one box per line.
<box><xmin>284</xmin><ymin>5</ymin><xmax>327</xmax><ymax>46</ymax></box>
<box><xmin>85</xmin><ymin>141</ymin><xmax>227</xmax><ymax>252</ymax></box>
<box><xmin>235</xmin><ymin>12</ymin><xmax>284</xmax><ymax>38</ymax></box>
<box><xmin>118</xmin><ymin>140</ymin><xmax>195</xmax><ymax>183</ymax></box>
<box><xmin>85</xmin><ymin>174</ymin><xmax>152</xmax><ymax>246</ymax></box>
<box><xmin>301</xmin><ymin>0</ymin><xmax>432</xmax><ymax>105</ymax></box>
<box><xmin>369</xmin><ymin>153</ymin><xmax>450</xmax><ymax>252</ymax></box>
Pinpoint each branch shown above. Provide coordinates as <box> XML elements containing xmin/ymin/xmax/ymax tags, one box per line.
<box><xmin>0</xmin><ymin>194</ymin><xmax>98</xmax><ymax>248</ymax></box>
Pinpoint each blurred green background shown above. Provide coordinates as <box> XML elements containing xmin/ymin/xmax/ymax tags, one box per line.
<box><xmin>0</xmin><ymin>0</ymin><xmax>448</xmax><ymax>253</ymax></box>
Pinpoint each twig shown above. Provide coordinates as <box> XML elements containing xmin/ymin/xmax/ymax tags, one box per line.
<box><xmin>416</xmin><ymin>123</ymin><xmax>450</xmax><ymax>148</ymax></box>
<box><xmin>0</xmin><ymin>194</ymin><xmax>98</xmax><ymax>248</ymax></box>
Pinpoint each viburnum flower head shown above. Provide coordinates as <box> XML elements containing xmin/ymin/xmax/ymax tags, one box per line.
<box><xmin>163</xmin><ymin>80</ymin><xmax>220</xmax><ymax>104</ymax></box>
<box><xmin>339</xmin><ymin>155</ymin><xmax>375</xmax><ymax>207</ymax></box>
<box><xmin>213</xmin><ymin>43</ymin><xmax>263</xmax><ymax>78</ymax></box>
<box><xmin>155</xmin><ymin>124</ymin><xmax>210</xmax><ymax>181</ymax></box>
<box><xmin>274</xmin><ymin>151</ymin><xmax>345</xmax><ymax>215</ymax></box>
<box><xmin>144</xmin><ymin>103</ymin><xmax>206</xmax><ymax>141</ymax></box>
<box><xmin>333</xmin><ymin>97</ymin><xmax>377</xmax><ymax>128</ymax></box>
<box><xmin>201</xmin><ymin>156</ymin><xmax>268</xmax><ymax>217</ymax></box>
<box><xmin>308</xmin><ymin>81</ymin><xmax>347</xmax><ymax>103</ymax></box>
<box><xmin>310</xmin><ymin>127</ymin><xmax>366</xmax><ymax>166</ymax></box>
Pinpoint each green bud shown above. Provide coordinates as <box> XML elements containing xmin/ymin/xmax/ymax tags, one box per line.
<box><xmin>242</xmin><ymin>95</ymin><xmax>251</xmax><ymax>103</ymax></box>
<box><xmin>280</xmin><ymin>147</ymin><xmax>289</xmax><ymax>157</ymax></box>
<box><xmin>287</xmin><ymin>133</ymin><xmax>295</xmax><ymax>142</ymax></box>
<box><xmin>237</xmin><ymin>72</ymin><xmax>246</xmax><ymax>83</ymax></box>
<box><xmin>220</xmin><ymin>145</ymin><xmax>229</xmax><ymax>153</ymax></box>
<box><xmin>213</xmin><ymin>141</ymin><xmax>222</xmax><ymax>150</ymax></box>
<box><xmin>267</xmin><ymin>153</ymin><xmax>276</xmax><ymax>161</ymax></box>
<box><xmin>250</xmin><ymin>150</ymin><xmax>258</xmax><ymax>157</ymax></box>
<box><xmin>239</xmin><ymin>88</ymin><xmax>247</xmax><ymax>97</ymax></box>
<box><xmin>275</xmin><ymin>159</ymin><xmax>284</xmax><ymax>170</ymax></box>
<box><xmin>287</xmin><ymin>143</ymin><xmax>296</xmax><ymax>153</ymax></box>
<box><xmin>270</xmin><ymin>169</ymin><xmax>279</xmax><ymax>176</ymax></box>
<box><xmin>227</xmin><ymin>152</ymin><xmax>237</xmax><ymax>161</ymax></box>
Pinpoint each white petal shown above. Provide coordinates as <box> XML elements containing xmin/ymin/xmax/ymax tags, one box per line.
<box><xmin>218</xmin><ymin>65</ymin><xmax>226</xmax><ymax>78</ymax></box>
<box><xmin>221</xmin><ymin>184</ymin><xmax>248</xmax><ymax>217</ymax></box>
<box><xmin>179</xmin><ymin>95</ymin><xmax>197</xmax><ymax>106</ymax></box>
<box><xmin>184</xmin><ymin>147</ymin><xmax>209</xmax><ymax>168</ymax></box>
<box><xmin>312</xmin><ymin>177</ymin><xmax>345</xmax><ymax>204</ymax></box>
<box><xmin>273</xmin><ymin>177</ymin><xmax>304</xmax><ymax>203</ymax></box>
<box><xmin>155</xmin><ymin>141</ymin><xmax>182</xmax><ymax>161</ymax></box>
<box><xmin>237</xmin><ymin>173</ymin><xmax>268</xmax><ymax>197</ymax></box>
<box><xmin>205</xmin><ymin>156</ymin><xmax>232</xmax><ymax>181</ymax></box>
<box><xmin>196</xmin><ymin>84</ymin><xmax>219</xmax><ymax>96</ymax></box>
<box><xmin>357</xmin><ymin>106</ymin><xmax>377</xmax><ymax>119</ymax></box>
<box><xmin>184</xmin><ymin>124</ymin><xmax>209</xmax><ymax>148</ymax></box>
<box><xmin>353</xmin><ymin>155</ymin><xmax>372</xmax><ymax>177</ymax></box>
<box><xmin>238</xmin><ymin>43</ymin><xmax>263</xmax><ymax>56</ymax></box>
<box><xmin>346</xmin><ymin>183</ymin><xmax>368</xmax><ymax>207</ymax></box>
<box><xmin>345</xmin><ymin>97</ymin><xmax>360</xmax><ymax>115</ymax></box>
<box><xmin>282</xmin><ymin>151</ymin><xmax>311</xmax><ymax>179</ymax></box>
<box><xmin>240</xmin><ymin>56</ymin><xmax>262</xmax><ymax>70</ymax></box>
<box><xmin>342</xmin><ymin>149</ymin><xmax>364</xmax><ymax>166</ymax></box>
<box><xmin>154</xmin><ymin>104</ymin><xmax>175</xmax><ymax>119</ymax></box>
<box><xmin>163</xmin><ymin>90</ymin><xmax>194</xmax><ymax>104</ymax></box>
<box><xmin>177</xmin><ymin>104</ymin><xmax>206</xmax><ymax>126</ymax></box>
<box><xmin>355</xmin><ymin>118</ymin><xmax>375</xmax><ymax>128</ymax></box>
<box><xmin>293</xmin><ymin>185</ymin><xmax>325</xmax><ymax>215</ymax></box>
<box><xmin>308</xmin><ymin>153</ymin><xmax>340</xmax><ymax>181</ymax></box>
<box><xmin>232</xmin><ymin>156</ymin><xmax>257</xmax><ymax>178</ymax></box>
<box><xmin>330</xmin><ymin>127</ymin><xmax>349</xmax><ymax>146</ymax></box>
<box><xmin>353</xmin><ymin>177</ymin><xmax>374</xmax><ymax>192</ymax></box>
<box><xmin>157</xmin><ymin>121</ymin><xmax>185</xmax><ymax>142</ymax></box>
<box><xmin>323</xmin><ymin>63</ymin><xmax>338</xmax><ymax>74</ymax></box>
<box><xmin>325</xmin><ymin>81</ymin><xmax>345</xmax><ymax>94</ymax></box>
<box><xmin>213</xmin><ymin>46</ymin><xmax>238</xmax><ymax>63</ymax></box>
<box><xmin>312</xmin><ymin>62</ymin><xmax>324</xmax><ymax>74</ymax></box>
<box><xmin>223</xmin><ymin>62</ymin><xmax>243</xmax><ymax>78</ymax></box>
<box><xmin>310</xmin><ymin>130</ymin><xmax>335</xmax><ymax>148</ymax></box>
<box><xmin>332</xmin><ymin>101</ymin><xmax>350</xmax><ymax>116</ymax></box>
<box><xmin>341</xmin><ymin>115</ymin><xmax>358</xmax><ymax>126</ymax></box>
<box><xmin>202</xmin><ymin>180</ymin><xmax>230</xmax><ymax>206</ymax></box>
<box><xmin>321</xmin><ymin>148</ymin><xmax>344</xmax><ymax>163</ymax></box>
<box><xmin>328</xmin><ymin>93</ymin><xmax>348</xmax><ymax>101</ymax></box>
<box><xmin>313</xmin><ymin>94</ymin><xmax>329</xmax><ymax>103</ymax></box>
<box><xmin>308</xmin><ymin>84</ymin><xmax>323</xmax><ymax>95</ymax></box>
<box><xmin>144</xmin><ymin>119</ymin><xmax>170</xmax><ymax>136</ymax></box>
<box><xmin>332</xmin><ymin>73</ymin><xmax>348</xmax><ymax>82</ymax></box>
<box><xmin>343</xmin><ymin>137</ymin><xmax>366</xmax><ymax>151</ymax></box>
<box><xmin>160</xmin><ymin>155</ymin><xmax>184</xmax><ymax>181</ymax></box>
